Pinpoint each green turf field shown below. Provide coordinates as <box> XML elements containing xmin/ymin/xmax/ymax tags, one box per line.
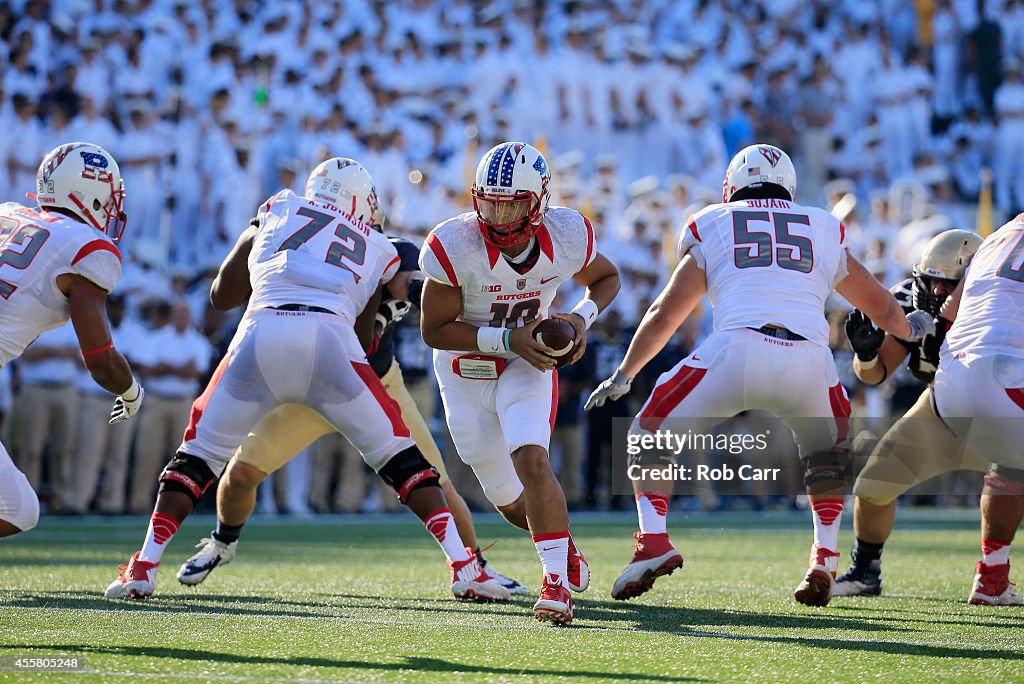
<box><xmin>1</xmin><ymin>509</ymin><xmax>1022</xmax><ymax>683</ymax></box>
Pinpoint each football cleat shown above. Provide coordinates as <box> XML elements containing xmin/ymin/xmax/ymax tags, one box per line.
<box><xmin>969</xmin><ymin>562</ymin><xmax>1023</xmax><ymax>606</ymax></box>
<box><xmin>104</xmin><ymin>551</ymin><xmax>158</xmax><ymax>600</ymax></box>
<box><xmin>477</xmin><ymin>554</ymin><xmax>529</xmax><ymax>596</ymax></box>
<box><xmin>611</xmin><ymin>532</ymin><xmax>684</xmax><ymax>601</ymax></box>
<box><xmin>177</xmin><ymin>536</ymin><xmax>237</xmax><ymax>586</ymax></box>
<box><xmin>834</xmin><ymin>559</ymin><xmax>883</xmax><ymax>597</ymax></box>
<box><xmin>794</xmin><ymin>546</ymin><xmax>839</xmax><ymax>607</ymax></box>
<box><xmin>450</xmin><ymin>555</ymin><xmax>510</xmax><ymax>602</ymax></box>
<box><xmin>567</xmin><ymin>535</ymin><xmax>590</xmax><ymax>593</ymax></box>
<box><xmin>533</xmin><ymin>573</ymin><xmax>573</xmax><ymax>625</ymax></box>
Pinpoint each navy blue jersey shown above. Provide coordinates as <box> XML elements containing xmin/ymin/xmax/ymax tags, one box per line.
<box><xmin>369</xmin><ymin>237</ymin><xmax>421</xmax><ymax>377</ymax></box>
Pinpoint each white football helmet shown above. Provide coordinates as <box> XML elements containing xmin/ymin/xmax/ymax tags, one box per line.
<box><xmin>305</xmin><ymin>157</ymin><xmax>384</xmax><ymax>230</ymax></box>
<box><xmin>471</xmin><ymin>142</ymin><xmax>551</xmax><ymax>248</ymax></box>
<box><xmin>36</xmin><ymin>142</ymin><xmax>127</xmax><ymax>240</ymax></box>
<box><xmin>722</xmin><ymin>143</ymin><xmax>797</xmax><ymax>203</ymax></box>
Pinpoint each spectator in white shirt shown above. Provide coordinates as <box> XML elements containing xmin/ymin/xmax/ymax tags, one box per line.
<box><xmin>128</xmin><ymin>301</ymin><xmax>211</xmax><ymax>514</ymax></box>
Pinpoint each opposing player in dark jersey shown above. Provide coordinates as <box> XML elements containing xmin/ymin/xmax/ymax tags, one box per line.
<box><xmin>837</xmin><ymin>229</ymin><xmax>1024</xmax><ymax>605</ymax></box>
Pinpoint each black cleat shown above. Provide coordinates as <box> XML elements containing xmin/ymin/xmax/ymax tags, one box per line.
<box><xmin>833</xmin><ymin>560</ymin><xmax>882</xmax><ymax>597</ymax></box>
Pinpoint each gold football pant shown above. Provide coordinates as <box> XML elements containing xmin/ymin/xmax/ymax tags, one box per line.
<box><xmin>853</xmin><ymin>386</ymin><xmax>988</xmax><ymax>506</ymax></box>
<box><xmin>234</xmin><ymin>359</ymin><xmax>448</xmax><ymax>482</ymax></box>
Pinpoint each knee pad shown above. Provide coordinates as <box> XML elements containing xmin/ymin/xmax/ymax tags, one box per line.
<box><xmin>159</xmin><ymin>452</ymin><xmax>217</xmax><ymax>504</ymax></box>
<box><xmin>378</xmin><ymin>447</ymin><xmax>440</xmax><ymax>503</ymax></box>
<box><xmin>985</xmin><ymin>464</ymin><xmax>1024</xmax><ymax>495</ymax></box>
<box><xmin>802</xmin><ymin>448</ymin><xmax>850</xmax><ymax>491</ymax></box>
<box><xmin>0</xmin><ymin>468</ymin><xmax>39</xmax><ymax>532</ymax></box>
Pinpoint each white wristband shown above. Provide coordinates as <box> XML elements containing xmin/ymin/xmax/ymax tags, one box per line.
<box><xmin>476</xmin><ymin>326</ymin><xmax>506</xmax><ymax>354</ymax></box>
<box><xmin>121</xmin><ymin>376</ymin><xmax>141</xmax><ymax>401</ymax></box>
<box><xmin>570</xmin><ymin>299</ymin><xmax>600</xmax><ymax>329</ymax></box>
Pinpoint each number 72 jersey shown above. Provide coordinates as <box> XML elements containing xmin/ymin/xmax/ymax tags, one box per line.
<box><xmin>679</xmin><ymin>198</ymin><xmax>849</xmax><ymax>348</ymax></box>
<box><xmin>247</xmin><ymin>189</ymin><xmax>400</xmax><ymax>324</ymax></box>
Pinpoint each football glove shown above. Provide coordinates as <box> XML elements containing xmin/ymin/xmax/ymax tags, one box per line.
<box><xmin>845</xmin><ymin>310</ymin><xmax>885</xmax><ymax>361</ymax></box>
<box><xmin>903</xmin><ymin>309</ymin><xmax>937</xmax><ymax>342</ymax></box>
<box><xmin>374</xmin><ymin>298</ymin><xmax>412</xmax><ymax>335</ymax></box>
<box><xmin>109</xmin><ymin>378</ymin><xmax>145</xmax><ymax>424</ymax></box>
<box><xmin>584</xmin><ymin>370</ymin><xmax>633</xmax><ymax>411</ymax></box>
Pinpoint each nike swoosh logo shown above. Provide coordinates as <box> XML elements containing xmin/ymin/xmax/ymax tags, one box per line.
<box><xmin>541</xmin><ymin>546</ymin><xmax>561</xmax><ymax>552</ymax></box>
<box><xmin>540</xmin><ymin>276</ymin><xmax>558</xmax><ymax>284</ymax></box>
<box><xmin>692</xmin><ymin>356</ymin><xmax>701</xmax><ymax>361</ymax></box>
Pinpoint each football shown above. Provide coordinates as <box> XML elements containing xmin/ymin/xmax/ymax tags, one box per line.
<box><xmin>533</xmin><ymin>317</ymin><xmax>578</xmax><ymax>368</ymax></box>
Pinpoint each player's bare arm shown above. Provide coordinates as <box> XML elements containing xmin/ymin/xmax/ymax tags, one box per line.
<box><xmin>619</xmin><ymin>255</ymin><xmax>707</xmax><ymax>378</ymax></box>
<box><xmin>420</xmin><ymin>278</ymin><xmax>557</xmax><ymax>371</ymax></box>
<box><xmin>210</xmin><ymin>224</ymin><xmax>257</xmax><ymax>311</ymax></box>
<box><xmin>940</xmin><ymin>278</ymin><xmax>964</xmax><ymax>322</ymax></box>
<box><xmin>555</xmin><ymin>252</ymin><xmax>620</xmax><ymax>364</ymax></box>
<box><xmin>836</xmin><ymin>253</ymin><xmax>923</xmax><ymax>340</ymax></box>
<box><xmin>356</xmin><ymin>285</ymin><xmax>383</xmax><ymax>352</ymax></box>
<box><xmin>385</xmin><ymin>270</ymin><xmax>416</xmax><ymax>302</ymax></box>
<box><xmin>59</xmin><ymin>272</ymin><xmax>135</xmax><ymax>395</ymax></box>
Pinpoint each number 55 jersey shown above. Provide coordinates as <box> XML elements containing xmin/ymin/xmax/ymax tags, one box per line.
<box><xmin>679</xmin><ymin>198</ymin><xmax>848</xmax><ymax>348</ymax></box>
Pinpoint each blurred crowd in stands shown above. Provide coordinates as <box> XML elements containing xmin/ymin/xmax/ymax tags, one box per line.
<box><xmin>1</xmin><ymin>0</ymin><xmax>1018</xmax><ymax>515</ymax></box>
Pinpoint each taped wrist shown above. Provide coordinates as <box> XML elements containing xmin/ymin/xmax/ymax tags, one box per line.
<box><xmin>570</xmin><ymin>299</ymin><xmax>599</xmax><ymax>329</ymax></box>
<box><xmin>477</xmin><ymin>326</ymin><xmax>507</xmax><ymax>354</ymax></box>
<box><xmin>378</xmin><ymin>446</ymin><xmax>440</xmax><ymax>503</ymax></box>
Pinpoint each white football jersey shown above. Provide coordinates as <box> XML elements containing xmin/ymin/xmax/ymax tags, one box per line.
<box><xmin>678</xmin><ymin>198</ymin><xmax>849</xmax><ymax>347</ymax></box>
<box><xmin>0</xmin><ymin>202</ymin><xmax>121</xmax><ymax>366</ymax></box>
<box><xmin>943</xmin><ymin>215</ymin><xmax>1024</xmax><ymax>362</ymax></box>
<box><xmin>419</xmin><ymin>207</ymin><xmax>597</xmax><ymax>358</ymax></box>
<box><xmin>247</xmin><ymin>189</ymin><xmax>400</xmax><ymax>324</ymax></box>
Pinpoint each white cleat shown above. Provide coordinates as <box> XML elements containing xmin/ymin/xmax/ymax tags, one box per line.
<box><xmin>105</xmin><ymin>551</ymin><xmax>159</xmax><ymax>600</ymax></box>
<box><xmin>480</xmin><ymin>561</ymin><xmax>529</xmax><ymax>596</ymax></box>
<box><xmin>177</xmin><ymin>536</ymin><xmax>237</xmax><ymax>586</ymax></box>
<box><xmin>450</xmin><ymin>555</ymin><xmax>511</xmax><ymax>602</ymax></box>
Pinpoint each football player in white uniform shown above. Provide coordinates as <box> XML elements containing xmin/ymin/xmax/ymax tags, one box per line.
<box><xmin>105</xmin><ymin>159</ymin><xmax>507</xmax><ymax>603</ymax></box>
<box><xmin>834</xmin><ymin>229</ymin><xmax>1023</xmax><ymax>604</ymax></box>
<box><xmin>173</xmin><ymin>236</ymin><xmax>525</xmax><ymax>598</ymax></box>
<box><xmin>586</xmin><ymin>144</ymin><xmax>934</xmax><ymax>607</ymax></box>
<box><xmin>419</xmin><ymin>142</ymin><xmax>621</xmax><ymax>624</ymax></box>
<box><xmin>0</xmin><ymin>142</ymin><xmax>143</xmax><ymax>537</ymax></box>
<box><xmin>933</xmin><ymin>214</ymin><xmax>1024</xmax><ymax>605</ymax></box>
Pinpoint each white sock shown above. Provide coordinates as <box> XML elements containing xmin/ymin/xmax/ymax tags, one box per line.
<box><xmin>636</xmin><ymin>492</ymin><xmax>668</xmax><ymax>535</ymax></box>
<box><xmin>138</xmin><ymin>512</ymin><xmax>180</xmax><ymax>564</ymax></box>
<box><xmin>982</xmin><ymin>538</ymin><xmax>1011</xmax><ymax>566</ymax></box>
<box><xmin>533</xmin><ymin>532</ymin><xmax>569</xmax><ymax>580</ymax></box>
<box><xmin>811</xmin><ymin>498</ymin><xmax>844</xmax><ymax>553</ymax></box>
<box><xmin>424</xmin><ymin>508</ymin><xmax>470</xmax><ymax>563</ymax></box>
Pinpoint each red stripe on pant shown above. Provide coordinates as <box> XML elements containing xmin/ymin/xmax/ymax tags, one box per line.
<box><xmin>351</xmin><ymin>361</ymin><xmax>411</xmax><ymax>438</ymax></box>
<box><xmin>549</xmin><ymin>370</ymin><xmax>559</xmax><ymax>431</ymax></box>
<box><xmin>1005</xmin><ymin>387</ymin><xmax>1024</xmax><ymax>412</ymax></box>
<box><xmin>828</xmin><ymin>382</ymin><xmax>851</xmax><ymax>443</ymax></box>
<box><xmin>638</xmin><ymin>365</ymin><xmax>707</xmax><ymax>432</ymax></box>
<box><xmin>182</xmin><ymin>354</ymin><xmax>231</xmax><ymax>442</ymax></box>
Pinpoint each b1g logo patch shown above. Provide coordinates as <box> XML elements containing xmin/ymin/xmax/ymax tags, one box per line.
<box><xmin>517</xmin><ymin>278</ymin><xmax>527</xmax><ymax>290</ymax></box>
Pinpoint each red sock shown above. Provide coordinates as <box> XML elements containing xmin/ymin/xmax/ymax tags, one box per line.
<box><xmin>138</xmin><ymin>512</ymin><xmax>180</xmax><ymax>564</ymax></box>
<box><xmin>982</xmin><ymin>538</ymin><xmax>1011</xmax><ymax>566</ymax></box>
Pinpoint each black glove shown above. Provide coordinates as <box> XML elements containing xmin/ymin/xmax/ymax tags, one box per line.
<box><xmin>845</xmin><ymin>310</ymin><xmax>885</xmax><ymax>361</ymax></box>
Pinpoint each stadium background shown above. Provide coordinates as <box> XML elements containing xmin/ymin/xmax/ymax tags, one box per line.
<box><xmin>2</xmin><ymin>0</ymin><xmax>1022</xmax><ymax>517</ymax></box>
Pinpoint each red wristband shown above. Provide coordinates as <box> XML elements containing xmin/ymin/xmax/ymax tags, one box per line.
<box><xmin>82</xmin><ymin>341</ymin><xmax>114</xmax><ymax>357</ymax></box>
